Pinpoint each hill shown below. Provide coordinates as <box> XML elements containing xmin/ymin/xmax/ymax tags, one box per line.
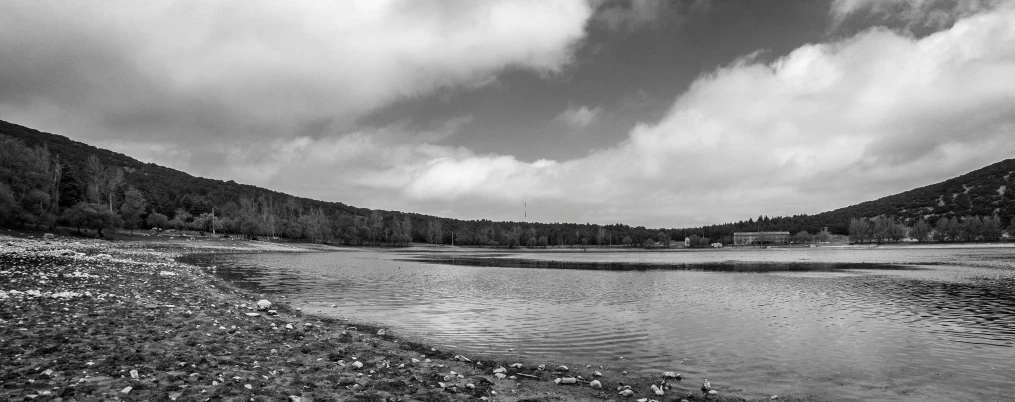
<box><xmin>812</xmin><ymin>159</ymin><xmax>1015</xmax><ymax>231</ymax></box>
<box><xmin>1</xmin><ymin>118</ymin><xmax>1012</xmax><ymax>245</ymax></box>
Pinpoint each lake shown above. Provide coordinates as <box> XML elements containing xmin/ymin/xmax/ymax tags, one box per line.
<box><xmin>186</xmin><ymin>245</ymin><xmax>1015</xmax><ymax>401</ymax></box>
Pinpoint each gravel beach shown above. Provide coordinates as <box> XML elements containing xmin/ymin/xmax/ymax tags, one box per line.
<box><xmin>0</xmin><ymin>231</ymin><xmax>763</xmax><ymax>402</ymax></box>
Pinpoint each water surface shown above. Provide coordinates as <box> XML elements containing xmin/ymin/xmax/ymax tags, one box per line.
<box><xmin>187</xmin><ymin>246</ymin><xmax>1015</xmax><ymax>401</ymax></box>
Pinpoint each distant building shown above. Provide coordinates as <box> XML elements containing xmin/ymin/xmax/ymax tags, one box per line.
<box><xmin>711</xmin><ymin>242</ymin><xmax>723</xmax><ymax>248</ymax></box>
<box><xmin>733</xmin><ymin>231</ymin><xmax>790</xmax><ymax>246</ymax></box>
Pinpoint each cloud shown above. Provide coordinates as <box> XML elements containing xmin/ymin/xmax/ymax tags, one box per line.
<box><xmin>591</xmin><ymin>0</ymin><xmax>672</xmax><ymax>31</ymax></box>
<box><xmin>0</xmin><ymin>0</ymin><xmax>592</xmax><ymax>145</ymax></box>
<box><xmin>830</xmin><ymin>0</ymin><xmax>1004</xmax><ymax>29</ymax></box>
<box><xmin>356</xmin><ymin>5</ymin><xmax>1015</xmax><ymax>226</ymax></box>
<box><xmin>63</xmin><ymin>4</ymin><xmax>1015</xmax><ymax>227</ymax></box>
<box><xmin>3</xmin><ymin>1</ymin><xmax>1013</xmax><ymax>229</ymax></box>
<box><xmin>555</xmin><ymin>105</ymin><xmax>604</xmax><ymax>128</ymax></box>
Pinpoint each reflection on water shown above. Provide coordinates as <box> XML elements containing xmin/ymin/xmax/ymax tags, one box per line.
<box><xmin>183</xmin><ymin>247</ymin><xmax>1015</xmax><ymax>401</ymax></box>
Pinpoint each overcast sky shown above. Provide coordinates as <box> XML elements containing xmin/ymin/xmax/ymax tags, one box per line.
<box><xmin>2</xmin><ymin>0</ymin><xmax>1014</xmax><ymax>227</ymax></box>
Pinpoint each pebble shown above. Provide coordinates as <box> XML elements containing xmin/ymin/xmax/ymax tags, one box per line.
<box><xmin>256</xmin><ymin>300</ymin><xmax>271</xmax><ymax>310</ymax></box>
<box><xmin>618</xmin><ymin>389</ymin><xmax>634</xmax><ymax>397</ymax></box>
<box><xmin>121</xmin><ymin>386</ymin><xmax>132</xmax><ymax>394</ymax></box>
<box><xmin>590</xmin><ymin>380</ymin><xmax>602</xmax><ymax>389</ymax></box>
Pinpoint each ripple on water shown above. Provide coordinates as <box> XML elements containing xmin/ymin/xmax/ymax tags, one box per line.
<box><xmin>183</xmin><ymin>247</ymin><xmax>1015</xmax><ymax>401</ymax></box>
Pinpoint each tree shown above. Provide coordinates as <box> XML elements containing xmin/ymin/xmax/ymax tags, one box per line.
<box><xmin>61</xmin><ymin>202</ymin><xmax>121</xmax><ymax>237</ymax></box>
<box><xmin>84</xmin><ymin>155</ymin><xmax>124</xmax><ymax>212</ymax></box>
<box><xmin>0</xmin><ymin>182</ymin><xmax>17</xmax><ymax>224</ymax></box>
<box><xmin>146</xmin><ymin>212</ymin><xmax>170</xmax><ymax>232</ymax></box>
<box><xmin>982</xmin><ymin>215</ymin><xmax>1002</xmax><ymax>241</ymax></box>
<box><xmin>537</xmin><ymin>236</ymin><xmax>548</xmax><ymax>248</ymax></box>
<box><xmin>910</xmin><ymin>219</ymin><xmax>931</xmax><ymax>242</ymax></box>
<box><xmin>191</xmin><ymin>212</ymin><xmax>222</xmax><ymax>235</ymax></box>
<box><xmin>793</xmin><ymin>230</ymin><xmax>812</xmax><ymax>244</ymax></box>
<box><xmin>933</xmin><ymin>217</ymin><xmax>950</xmax><ymax>241</ymax></box>
<box><xmin>622</xmin><ymin>236</ymin><xmax>633</xmax><ymax>247</ymax></box>
<box><xmin>849</xmin><ymin>218</ymin><xmax>871</xmax><ymax>243</ymax></box>
<box><xmin>119</xmin><ymin>187</ymin><xmax>147</xmax><ymax>235</ymax></box>
<box><xmin>170</xmin><ymin>208</ymin><xmax>192</xmax><ymax>235</ymax></box>
<box><xmin>657</xmin><ymin>232</ymin><xmax>671</xmax><ymax>248</ymax></box>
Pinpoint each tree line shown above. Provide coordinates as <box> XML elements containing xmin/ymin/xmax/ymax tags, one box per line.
<box><xmin>3</xmin><ymin>130</ymin><xmax>1015</xmax><ymax>247</ymax></box>
<box><xmin>848</xmin><ymin>215</ymin><xmax>1008</xmax><ymax>244</ymax></box>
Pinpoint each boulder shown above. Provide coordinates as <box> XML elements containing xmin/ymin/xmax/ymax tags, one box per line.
<box><xmin>256</xmin><ymin>300</ymin><xmax>272</xmax><ymax>311</ymax></box>
<box><xmin>590</xmin><ymin>380</ymin><xmax>602</xmax><ymax>389</ymax></box>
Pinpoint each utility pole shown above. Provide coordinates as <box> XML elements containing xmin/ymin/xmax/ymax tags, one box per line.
<box><xmin>212</xmin><ymin>207</ymin><xmax>216</xmax><ymax>235</ymax></box>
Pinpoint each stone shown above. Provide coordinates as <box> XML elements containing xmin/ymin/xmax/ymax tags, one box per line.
<box><xmin>510</xmin><ymin>363</ymin><xmax>523</xmax><ymax>369</ymax></box>
<box><xmin>651</xmin><ymin>384</ymin><xmax>665</xmax><ymax>396</ymax></box>
<box><xmin>351</xmin><ymin>361</ymin><xmax>364</xmax><ymax>369</ymax></box>
<box><xmin>285</xmin><ymin>324</ymin><xmax>294</xmax><ymax>330</ymax></box>
<box><xmin>289</xmin><ymin>396</ymin><xmax>302</xmax><ymax>402</ymax></box>
<box><xmin>244</xmin><ymin>384</ymin><xmax>252</xmax><ymax>389</ymax></box>
<box><xmin>130</xmin><ymin>369</ymin><xmax>139</xmax><ymax>379</ymax></box>
<box><xmin>494</xmin><ymin>373</ymin><xmax>507</xmax><ymax>379</ymax></box>
<box><xmin>618</xmin><ymin>389</ymin><xmax>634</xmax><ymax>397</ymax></box>
<box><xmin>708</xmin><ymin>390</ymin><xmax>718</xmax><ymax>396</ymax></box>
<box><xmin>245</xmin><ymin>312</ymin><xmax>260</xmax><ymax>317</ymax></box>
<box><xmin>663</xmin><ymin>371</ymin><xmax>680</xmax><ymax>379</ymax></box>
<box><xmin>594</xmin><ymin>371</ymin><xmax>602</xmax><ymax>377</ymax></box>
<box><xmin>556</xmin><ymin>365</ymin><xmax>569</xmax><ymax>371</ymax></box>
<box><xmin>493</xmin><ymin>367</ymin><xmax>507</xmax><ymax>374</ymax></box>
<box><xmin>558</xmin><ymin>377</ymin><xmax>578</xmax><ymax>385</ymax></box>
<box><xmin>590</xmin><ymin>380</ymin><xmax>602</xmax><ymax>389</ymax></box>
<box><xmin>256</xmin><ymin>299</ymin><xmax>272</xmax><ymax>311</ymax></box>
<box><xmin>466</xmin><ymin>383</ymin><xmax>475</xmax><ymax>390</ymax></box>
<box><xmin>121</xmin><ymin>386</ymin><xmax>132</xmax><ymax>394</ymax></box>
<box><xmin>377</xmin><ymin>329</ymin><xmax>386</xmax><ymax>336</ymax></box>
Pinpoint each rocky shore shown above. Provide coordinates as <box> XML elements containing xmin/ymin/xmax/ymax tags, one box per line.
<box><xmin>0</xmin><ymin>232</ymin><xmax>771</xmax><ymax>402</ymax></box>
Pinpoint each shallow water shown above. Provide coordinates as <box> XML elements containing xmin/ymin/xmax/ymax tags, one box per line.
<box><xmin>188</xmin><ymin>246</ymin><xmax>1015</xmax><ymax>401</ymax></box>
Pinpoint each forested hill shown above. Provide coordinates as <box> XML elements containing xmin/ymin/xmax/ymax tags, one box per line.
<box><xmin>1</xmin><ymin>118</ymin><xmax>1013</xmax><ymax>246</ymax></box>
<box><xmin>811</xmin><ymin>159</ymin><xmax>1015</xmax><ymax>231</ymax></box>
<box><xmin>0</xmin><ymin>119</ymin><xmax>369</xmax><ymax>218</ymax></box>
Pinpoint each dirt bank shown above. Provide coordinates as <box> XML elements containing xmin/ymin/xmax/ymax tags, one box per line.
<box><xmin>0</xmin><ymin>231</ymin><xmax>782</xmax><ymax>402</ymax></box>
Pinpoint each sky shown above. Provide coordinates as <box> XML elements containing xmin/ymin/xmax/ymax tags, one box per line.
<box><xmin>2</xmin><ymin>0</ymin><xmax>1014</xmax><ymax>228</ymax></box>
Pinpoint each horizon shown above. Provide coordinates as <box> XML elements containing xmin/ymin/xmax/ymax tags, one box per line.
<box><xmin>2</xmin><ymin>1</ymin><xmax>1014</xmax><ymax>227</ymax></box>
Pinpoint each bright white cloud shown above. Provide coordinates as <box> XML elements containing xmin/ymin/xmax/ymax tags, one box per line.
<box><xmin>254</xmin><ymin>5</ymin><xmax>1015</xmax><ymax>227</ymax></box>
<box><xmin>4</xmin><ymin>1</ymin><xmax>1014</xmax><ymax>228</ymax></box>
<box><xmin>556</xmin><ymin>105</ymin><xmax>604</xmax><ymax>128</ymax></box>
<box><xmin>0</xmin><ymin>0</ymin><xmax>592</xmax><ymax>142</ymax></box>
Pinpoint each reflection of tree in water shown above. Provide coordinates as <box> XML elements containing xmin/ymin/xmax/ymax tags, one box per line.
<box><xmin>405</xmin><ymin>256</ymin><xmax>918</xmax><ymax>272</ymax></box>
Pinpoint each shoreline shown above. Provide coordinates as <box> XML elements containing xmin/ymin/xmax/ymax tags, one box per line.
<box><xmin>0</xmin><ymin>231</ymin><xmax>772</xmax><ymax>402</ymax></box>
